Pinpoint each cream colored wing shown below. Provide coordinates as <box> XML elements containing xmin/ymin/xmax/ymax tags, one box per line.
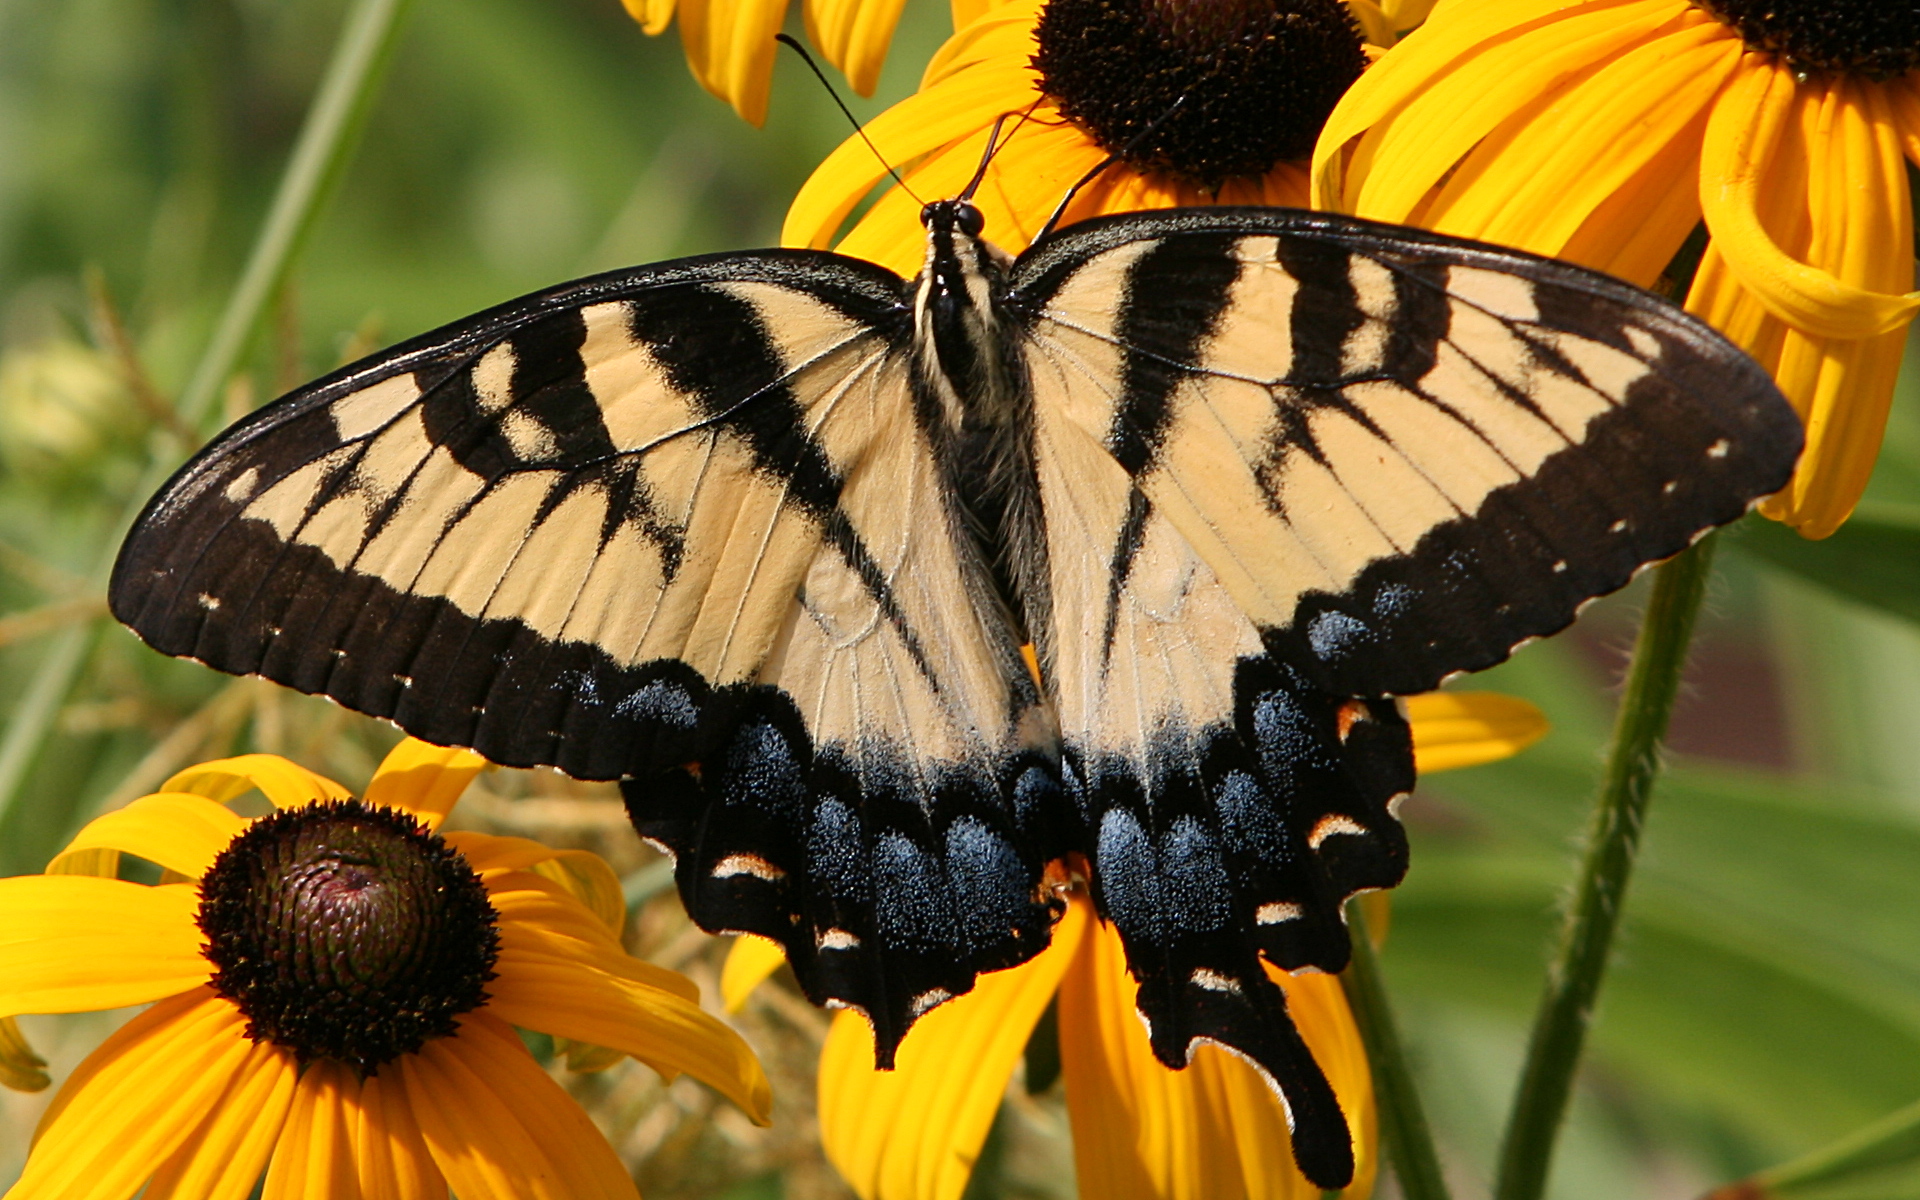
<box><xmin>112</xmin><ymin>252</ymin><xmax>1055</xmax><ymax>1061</ymax></box>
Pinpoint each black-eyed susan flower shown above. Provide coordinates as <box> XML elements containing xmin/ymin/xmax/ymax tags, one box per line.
<box><xmin>621</xmin><ymin>0</ymin><xmax>916</xmax><ymax>124</ymax></box>
<box><xmin>1</xmin><ymin>738</ymin><xmax>771</xmax><ymax>1200</ymax></box>
<box><xmin>723</xmin><ymin>692</ymin><xmax>1546</xmax><ymax>1200</ymax></box>
<box><xmin>1312</xmin><ymin>0</ymin><xmax>1920</xmax><ymax>538</ymax></box>
<box><xmin>783</xmin><ymin>0</ymin><xmax>1377</xmax><ymax>276</ymax></box>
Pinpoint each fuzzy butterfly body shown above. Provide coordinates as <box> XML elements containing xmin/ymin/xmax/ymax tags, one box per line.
<box><xmin>112</xmin><ymin>204</ymin><xmax>1799</xmax><ymax>1188</ymax></box>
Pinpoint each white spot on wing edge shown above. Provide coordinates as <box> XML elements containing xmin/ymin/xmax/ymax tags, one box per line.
<box><xmin>910</xmin><ymin>988</ymin><xmax>953</xmax><ymax>1017</ymax></box>
<box><xmin>1255</xmin><ymin>901</ymin><xmax>1303</xmax><ymax>924</ymax></box>
<box><xmin>1707</xmin><ymin>438</ymin><xmax>1730</xmax><ymax>458</ymax></box>
<box><xmin>816</xmin><ymin>928</ymin><xmax>860</xmax><ymax>951</ymax></box>
<box><xmin>1307</xmin><ymin>814</ymin><xmax>1367</xmax><ymax>850</ymax></box>
<box><xmin>711</xmin><ymin>853</ymin><xmax>786</xmax><ymax>882</ymax></box>
<box><xmin>1189</xmin><ymin>968</ymin><xmax>1243</xmax><ymax>994</ymax></box>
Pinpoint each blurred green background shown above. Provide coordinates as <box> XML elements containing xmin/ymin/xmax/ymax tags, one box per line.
<box><xmin>3</xmin><ymin>0</ymin><xmax>1920</xmax><ymax>1196</ymax></box>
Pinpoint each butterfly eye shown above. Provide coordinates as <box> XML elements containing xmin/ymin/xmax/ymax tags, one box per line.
<box><xmin>955</xmin><ymin>202</ymin><xmax>986</xmax><ymax>238</ymax></box>
<box><xmin>919</xmin><ymin>203</ymin><xmax>939</xmax><ymax>228</ymax></box>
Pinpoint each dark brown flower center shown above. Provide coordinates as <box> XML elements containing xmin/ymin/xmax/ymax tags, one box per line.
<box><xmin>1697</xmin><ymin>0</ymin><xmax>1920</xmax><ymax>80</ymax></box>
<box><xmin>1032</xmin><ymin>0</ymin><xmax>1368</xmax><ymax>189</ymax></box>
<box><xmin>197</xmin><ymin>799</ymin><xmax>499</xmax><ymax>1072</ymax></box>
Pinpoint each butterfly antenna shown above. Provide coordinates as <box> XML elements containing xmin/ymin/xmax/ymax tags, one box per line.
<box><xmin>958</xmin><ymin>98</ymin><xmax>1044</xmax><ymax>202</ymax></box>
<box><xmin>775</xmin><ymin>33</ymin><xmax>921</xmax><ymax>205</ymax></box>
<box><xmin>1034</xmin><ymin>92</ymin><xmax>1190</xmax><ymax>243</ymax></box>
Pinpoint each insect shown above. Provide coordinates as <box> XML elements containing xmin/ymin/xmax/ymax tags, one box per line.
<box><xmin>112</xmin><ymin>199</ymin><xmax>1799</xmax><ymax>1187</ymax></box>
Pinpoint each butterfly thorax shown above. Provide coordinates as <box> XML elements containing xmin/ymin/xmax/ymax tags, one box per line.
<box><xmin>910</xmin><ymin>199</ymin><xmax>1052</xmax><ymax>647</ymax></box>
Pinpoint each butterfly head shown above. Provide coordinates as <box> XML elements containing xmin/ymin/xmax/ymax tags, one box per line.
<box><xmin>920</xmin><ymin>198</ymin><xmax>986</xmax><ymax>239</ymax></box>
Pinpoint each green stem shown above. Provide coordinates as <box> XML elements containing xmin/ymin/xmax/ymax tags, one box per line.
<box><xmin>1493</xmin><ymin>535</ymin><xmax>1719</xmax><ymax>1200</ymax></box>
<box><xmin>1342</xmin><ymin>901</ymin><xmax>1452</xmax><ymax>1200</ymax></box>
<box><xmin>175</xmin><ymin>0</ymin><xmax>417</xmax><ymax>429</ymax></box>
<box><xmin>0</xmin><ymin>0</ymin><xmax>415</xmax><ymax>834</ymax></box>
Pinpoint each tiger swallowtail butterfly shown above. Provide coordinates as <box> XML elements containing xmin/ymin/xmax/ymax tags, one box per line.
<box><xmin>112</xmin><ymin>202</ymin><xmax>1800</xmax><ymax>1187</ymax></box>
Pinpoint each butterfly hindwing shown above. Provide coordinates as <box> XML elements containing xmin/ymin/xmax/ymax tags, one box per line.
<box><xmin>110</xmin><ymin>252</ymin><xmax>1058</xmax><ymax>1050</ymax></box>
<box><xmin>1007</xmin><ymin>207</ymin><xmax>1798</xmax><ymax>1175</ymax></box>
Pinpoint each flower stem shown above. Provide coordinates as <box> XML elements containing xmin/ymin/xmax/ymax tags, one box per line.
<box><xmin>1493</xmin><ymin>535</ymin><xmax>1719</xmax><ymax>1200</ymax></box>
<box><xmin>0</xmin><ymin>0</ymin><xmax>415</xmax><ymax>836</ymax></box>
<box><xmin>1342</xmin><ymin>900</ymin><xmax>1451</xmax><ymax>1200</ymax></box>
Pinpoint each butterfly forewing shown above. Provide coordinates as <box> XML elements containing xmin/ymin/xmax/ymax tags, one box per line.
<box><xmin>111</xmin><ymin>252</ymin><xmax>1058</xmax><ymax>1050</ymax></box>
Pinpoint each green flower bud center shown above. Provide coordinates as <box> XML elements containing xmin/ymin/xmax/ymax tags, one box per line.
<box><xmin>1032</xmin><ymin>0</ymin><xmax>1368</xmax><ymax>189</ymax></box>
<box><xmin>197</xmin><ymin>799</ymin><xmax>499</xmax><ymax>1072</ymax></box>
<box><xmin>1697</xmin><ymin>0</ymin><xmax>1920</xmax><ymax>79</ymax></box>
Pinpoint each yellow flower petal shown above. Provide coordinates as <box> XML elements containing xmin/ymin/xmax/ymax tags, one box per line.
<box><xmin>1058</xmin><ymin>915</ymin><xmax>1375</xmax><ymax>1199</ymax></box>
<box><xmin>487</xmin><ymin>870</ymin><xmax>698</xmax><ymax>1000</ymax></box>
<box><xmin>363</xmin><ymin>737</ymin><xmax>487</xmax><ymax>830</ymax></box>
<box><xmin>263</xmin><ymin>1060</ymin><xmax>362</xmax><ymax>1200</ymax></box>
<box><xmin>0</xmin><ymin>876</ymin><xmax>207</xmax><ymax>1017</ymax></box>
<box><xmin>782</xmin><ymin>61</ymin><xmax>1043</xmax><ymax>253</ymax></box>
<box><xmin>623</xmin><ymin>0</ymin><xmax>676</xmax><ymax>37</ymax></box>
<box><xmin>676</xmin><ymin>0</ymin><xmax>791</xmax><ymax>125</ymax></box>
<box><xmin>402</xmin><ymin>1012</ymin><xmax>641</xmax><ymax>1200</ymax></box>
<box><xmin>1405</xmin><ymin>691</ymin><xmax>1549</xmax><ymax>774</ymax></box>
<box><xmin>819</xmin><ymin>896</ymin><xmax>1086</xmax><ymax>1200</ymax></box>
<box><xmin>0</xmin><ymin>1014</ymin><xmax>49</xmax><ymax>1092</ymax></box>
<box><xmin>162</xmin><ymin>753</ymin><xmax>350</xmax><ymax>810</ymax></box>
<box><xmin>143</xmin><ymin>1036</ymin><xmax>299</xmax><ymax>1200</ymax></box>
<box><xmin>1699</xmin><ymin>62</ymin><xmax>1920</xmax><ymax>341</ymax></box>
<box><xmin>722</xmin><ymin>933</ymin><xmax>789</xmax><ymax>1013</ymax></box>
<box><xmin>1410</xmin><ymin>14</ymin><xmax>1738</xmax><ymax>281</ymax></box>
<box><xmin>13</xmin><ymin>990</ymin><xmax>264</xmax><ymax>1200</ymax></box>
<box><xmin>46</xmin><ymin>791</ymin><xmax>247</xmax><ymax>880</ymax></box>
<box><xmin>355</xmin><ymin>1068</ymin><xmax>451</xmax><ymax>1200</ymax></box>
<box><xmin>1314</xmin><ymin>0</ymin><xmax>1682</xmax><ymax>217</ymax></box>
<box><xmin>805</xmin><ymin>0</ymin><xmax>910</xmax><ymax>95</ymax></box>
<box><xmin>487</xmin><ymin>940</ymin><xmax>773</xmax><ymax>1122</ymax></box>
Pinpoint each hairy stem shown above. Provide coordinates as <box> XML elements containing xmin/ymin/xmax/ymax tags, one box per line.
<box><xmin>1494</xmin><ymin>535</ymin><xmax>1718</xmax><ymax>1200</ymax></box>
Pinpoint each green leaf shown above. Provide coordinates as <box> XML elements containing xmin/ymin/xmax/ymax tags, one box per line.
<box><xmin>1731</xmin><ymin>503</ymin><xmax>1920</xmax><ymax>628</ymax></box>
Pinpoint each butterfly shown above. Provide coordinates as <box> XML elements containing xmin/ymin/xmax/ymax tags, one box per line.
<box><xmin>111</xmin><ymin>200</ymin><xmax>1800</xmax><ymax>1188</ymax></box>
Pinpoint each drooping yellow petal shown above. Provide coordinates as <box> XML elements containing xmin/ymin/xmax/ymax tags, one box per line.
<box><xmin>487</xmin><ymin>939</ymin><xmax>772</xmax><ymax>1122</ymax></box>
<box><xmin>1699</xmin><ymin>63</ymin><xmax>1920</xmax><ymax>341</ymax></box>
<box><xmin>355</xmin><ymin>1068</ymin><xmax>451</xmax><ymax>1200</ymax></box>
<box><xmin>263</xmin><ymin>1060</ymin><xmax>363</xmax><ymax>1200</ymax></box>
<box><xmin>0</xmin><ymin>1014</ymin><xmax>49</xmax><ymax>1091</ymax></box>
<box><xmin>676</xmin><ymin>0</ymin><xmax>791</xmax><ymax>125</ymax></box>
<box><xmin>805</xmin><ymin>0</ymin><xmax>910</xmax><ymax>95</ymax></box>
<box><xmin>162</xmin><ymin>753</ymin><xmax>350</xmax><ymax>810</ymax></box>
<box><xmin>1689</xmin><ymin>73</ymin><xmax>1917</xmax><ymax>538</ymax></box>
<box><xmin>363</xmin><ymin>737</ymin><xmax>488</xmax><ymax>830</ymax></box>
<box><xmin>143</xmin><ymin>1036</ymin><xmax>299</xmax><ymax>1200</ymax></box>
<box><xmin>722</xmin><ymin>934</ymin><xmax>789</xmax><ymax>1012</ymax></box>
<box><xmin>13</xmin><ymin>990</ymin><xmax>263</xmax><ymax>1200</ymax></box>
<box><xmin>819</xmin><ymin>897</ymin><xmax>1087</xmax><ymax>1200</ymax></box>
<box><xmin>1405</xmin><ymin>691</ymin><xmax>1548</xmax><ymax>774</ymax></box>
<box><xmin>402</xmin><ymin>1012</ymin><xmax>641</xmax><ymax>1200</ymax></box>
<box><xmin>46</xmin><ymin>791</ymin><xmax>247</xmax><ymax>881</ymax></box>
<box><xmin>0</xmin><ymin>876</ymin><xmax>207</xmax><ymax>1017</ymax></box>
<box><xmin>1058</xmin><ymin>915</ymin><xmax>1375</xmax><ymax>1198</ymax></box>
